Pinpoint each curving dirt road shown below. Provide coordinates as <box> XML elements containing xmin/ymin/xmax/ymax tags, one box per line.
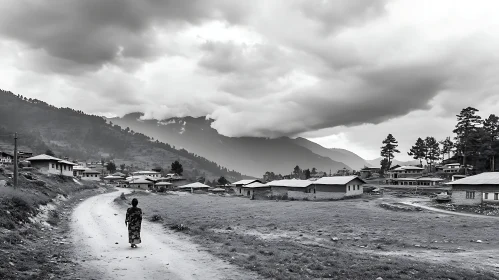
<box><xmin>401</xmin><ymin>200</ymin><xmax>499</xmax><ymax>219</ymax></box>
<box><xmin>71</xmin><ymin>189</ymin><xmax>259</xmax><ymax>280</ymax></box>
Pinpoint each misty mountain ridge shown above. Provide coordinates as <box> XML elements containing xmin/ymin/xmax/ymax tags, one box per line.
<box><xmin>0</xmin><ymin>90</ymin><xmax>246</xmax><ymax>181</ymax></box>
<box><xmin>110</xmin><ymin>113</ymin><xmax>369</xmax><ymax>177</ymax></box>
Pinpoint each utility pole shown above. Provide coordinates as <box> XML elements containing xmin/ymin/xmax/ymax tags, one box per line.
<box><xmin>13</xmin><ymin>133</ymin><xmax>18</xmax><ymax>188</ymax></box>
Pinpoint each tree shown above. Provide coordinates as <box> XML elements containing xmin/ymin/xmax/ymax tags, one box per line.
<box><xmin>440</xmin><ymin>137</ymin><xmax>454</xmax><ymax>161</ymax></box>
<box><xmin>45</xmin><ymin>149</ymin><xmax>55</xmax><ymax>157</ymax></box>
<box><xmin>218</xmin><ymin>176</ymin><xmax>229</xmax><ymax>185</ymax></box>
<box><xmin>106</xmin><ymin>161</ymin><xmax>117</xmax><ymax>173</ymax></box>
<box><xmin>293</xmin><ymin>165</ymin><xmax>301</xmax><ymax>178</ymax></box>
<box><xmin>407</xmin><ymin>137</ymin><xmax>427</xmax><ymax>166</ymax></box>
<box><xmin>304</xmin><ymin>169</ymin><xmax>311</xmax><ymax>179</ymax></box>
<box><xmin>380</xmin><ymin>134</ymin><xmax>400</xmax><ymax>169</ymax></box>
<box><xmin>424</xmin><ymin>137</ymin><xmax>440</xmax><ymax>172</ymax></box>
<box><xmin>171</xmin><ymin>160</ymin><xmax>183</xmax><ymax>175</ymax></box>
<box><xmin>311</xmin><ymin>167</ymin><xmax>317</xmax><ymax>175</ymax></box>
<box><xmin>119</xmin><ymin>164</ymin><xmax>126</xmax><ymax>172</ymax></box>
<box><xmin>380</xmin><ymin>158</ymin><xmax>390</xmax><ymax>176</ymax></box>
<box><xmin>482</xmin><ymin>114</ymin><xmax>499</xmax><ymax>171</ymax></box>
<box><xmin>453</xmin><ymin>107</ymin><xmax>482</xmax><ymax>174</ymax></box>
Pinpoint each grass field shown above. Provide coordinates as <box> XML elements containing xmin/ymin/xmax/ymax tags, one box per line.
<box><xmin>118</xmin><ymin>191</ymin><xmax>499</xmax><ymax>280</ymax></box>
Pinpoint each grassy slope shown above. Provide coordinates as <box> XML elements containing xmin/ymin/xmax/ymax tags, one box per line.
<box><xmin>118</xmin><ymin>192</ymin><xmax>497</xmax><ymax>280</ymax></box>
<box><xmin>0</xmin><ymin>166</ymin><xmax>104</xmax><ymax>279</ymax></box>
<box><xmin>0</xmin><ymin>89</ymin><xmax>245</xmax><ymax>181</ymax></box>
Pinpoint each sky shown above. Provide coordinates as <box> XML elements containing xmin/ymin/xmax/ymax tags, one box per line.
<box><xmin>1</xmin><ymin>0</ymin><xmax>499</xmax><ymax>161</ymax></box>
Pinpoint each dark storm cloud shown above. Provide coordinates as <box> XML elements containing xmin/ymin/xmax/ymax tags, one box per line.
<box><xmin>0</xmin><ymin>0</ymin><xmax>252</xmax><ymax>74</ymax></box>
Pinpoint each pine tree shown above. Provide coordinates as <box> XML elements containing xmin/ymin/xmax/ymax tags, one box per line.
<box><xmin>407</xmin><ymin>137</ymin><xmax>427</xmax><ymax>166</ymax></box>
<box><xmin>171</xmin><ymin>160</ymin><xmax>183</xmax><ymax>175</ymax></box>
<box><xmin>440</xmin><ymin>137</ymin><xmax>454</xmax><ymax>161</ymax></box>
<box><xmin>453</xmin><ymin>107</ymin><xmax>482</xmax><ymax>174</ymax></box>
<box><xmin>424</xmin><ymin>137</ymin><xmax>440</xmax><ymax>172</ymax></box>
<box><xmin>380</xmin><ymin>134</ymin><xmax>400</xmax><ymax>169</ymax></box>
<box><xmin>482</xmin><ymin>114</ymin><xmax>499</xmax><ymax>171</ymax></box>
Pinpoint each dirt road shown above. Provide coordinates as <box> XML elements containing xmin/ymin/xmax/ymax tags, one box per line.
<box><xmin>401</xmin><ymin>200</ymin><xmax>499</xmax><ymax>219</ymax></box>
<box><xmin>71</xmin><ymin>189</ymin><xmax>259</xmax><ymax>280</ymax></box>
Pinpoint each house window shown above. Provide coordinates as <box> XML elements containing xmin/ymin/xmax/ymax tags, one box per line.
<box><xmin>485</xmin><ymin>193</ymin><xmax>489</xmax><ymax>199</ymax></box>
<box><xmin>466</xmin><ymin>191</ymin><xmax>475</xmax><ymax>199</ymax></box>
<box><xmin>357</xmin><ymin>185</ymin><xmax>360</xmax><ymax>190</ymax></box>
<box><xmin>348</xmin><ymin>186</ymin><xmax>350</xmax><ymax>191</ymax></box>
<box><xmin>495</xmin><ymin>193</ymin><xmax>498</xmax><ymax>200</ymax></box>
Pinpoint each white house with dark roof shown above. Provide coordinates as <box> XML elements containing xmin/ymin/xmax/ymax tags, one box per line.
<box><xmin>446</xmin><ymin>172</ymin><xmax>499</xmax><ymax>205</ymax></box>
<box><xmin>26</xmin><ymin>154</ymin><xmax>75</xmax><ymax>176</ymax></box>
<box><xmin>0</xmin><ymin>152</ymin><xmax>14</xmax><ymax>164</ymax></box>
<box><xmin>266</xmin><ymin>179</ymin><xmax>313</xmax><ymax>200</ymax></box>
<box><xmin>387</xmin><ymin>166</ymin><xmax>424</xmax><ymax>179</ymax></box>
<box><xmin>241</xmin><ymin>182</ymin><xmax>271</xmax><ymax>199</ymax></box>
<box><xmin>81</xmin><ymin>169</ymin><xmax>101</xmax><ymax>181</ymax></box>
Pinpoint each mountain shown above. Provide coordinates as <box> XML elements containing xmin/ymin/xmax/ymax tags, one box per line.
<box><xmin>0</xmin><ymin>90</ymin><xmax>246</xmax><ymax>181</ymax></box>
<box><xmin>292</xmin><ymin>137</ymin><xmax>369</xmax><ymax>170</ymax></box>
<box><xmin>366</xmin><ymin>157</ymin><xmax>420</xmax><ymax>167</ymax></box>
<box><xmin>109</xmin><ymin>114</ymin><xmax>351</xmax><ymax>177</ymax></box>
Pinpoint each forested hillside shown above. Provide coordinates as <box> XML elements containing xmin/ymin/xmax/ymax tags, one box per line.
<box><xmin>0</xmin><ymin>89</ymin><xmax>245</xmax><ymax>181</ymax></box>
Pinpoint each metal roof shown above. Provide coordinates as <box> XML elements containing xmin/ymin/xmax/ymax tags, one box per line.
<box><xmin>314</xmin><ymin>176</ymin><xmax>365</xmax><ymax>185</ymax></box>
<box><xmin>446</xmin><ymin>172</ymin><xmax>499</xmax><ymax>185</ymax></box>
<box><xmin>129</xmin><ymin>178</ymin><xmax>152</xmax><ymax>184</ymax></box>
<box><xmin>83</xmin><ymin>169</ymin><xmax>100</xmax><ymax>174</ymax></box>
<box><xmin>243</xmin><ymin>182</ymin><xmax>269</xmax><ymax>188</ymax></box>
<box><xmin>132</xmin><ymin>171</ymin><xmax>160</xmax><ymax>175</ymax></box>
<box><xmin>58</xmin><ymin>160</ymin><xmax>76</xmax><ymax>165</ymax></box>
<box><xmin>232</xmin><ymin>179</ymin><xmax>259</xmax><ymax>186</ymax></box>
<box><xmin>265</xmin><ymin>179</ymin><xmax>312</xmax><ymax>188</ymax></box>
<box><xmin>393</xmin><ymin>166</ymin><xmax>424</xmax><ymax>171</ymax></box>
<box><xmin>178</xmin><ymin>182</ymin><xmax>210</xmax><ymax>189</ymax></box>
<box><xmin>26</xmin><ymin>154</ymin><xmax>62</xmax><ymax>162</ymax></box>
<box><xmin>155</xmin><ymin>182</ymin><xmax>172</xmax><ymax>186</ymax></box>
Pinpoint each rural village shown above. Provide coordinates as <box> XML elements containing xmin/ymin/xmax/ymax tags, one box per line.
<box><xmin>2</xmin><ymin>1</ymin><xmax>499</xmax><ymax>279</ymax></box>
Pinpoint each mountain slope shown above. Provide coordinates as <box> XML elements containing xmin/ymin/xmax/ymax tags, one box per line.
<box><xmin>109</xmin><ymin>114</ymin><xmax>350</xmax><ymax>177</ymax></box>
<box><xmin>292</xmin><ymin>137</ymin><xmax>369</xmax><ymax>170</ymax></box>
<box><xmin>0</xmin><ymin>90</ymin><xmax>245</xmax><ymax>181</ymax></box>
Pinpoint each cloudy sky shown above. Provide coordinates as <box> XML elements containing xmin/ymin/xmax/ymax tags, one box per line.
<box><xmin>1</xmin><ymin>0</ymin><xmax>499</xmax><ymax>161</ymax></box>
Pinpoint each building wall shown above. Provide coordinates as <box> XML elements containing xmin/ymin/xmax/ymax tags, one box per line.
<box><xmin>288</xmin><ymin>190</ymin><xmax>316</xmax><ymax>200</ymax></box>
<box><xmin>81</xmin><ymin>174</ymin><xmax>101</xmax><ymax>181</ymax></box>
<box><xmin>314</xmin><ymin>191</ymin><xmax>345</xmax><ymax>200</ymax></box>
<box><xmin>345</xmin><ymin>183</ymin><xmax>363</xmax><ymax>197</ymax></box>
<box><xmin>452</xmin><ymin>189</ymin><xmax>482</xmax><ymax>205</ymax></box>
<box><xmin>31</xmin><ymin>161</ymin><xmax>66</xmax><ymax>175</ymax></box>
<box><xmin>249</xmin><ymin>188</ymin><xmax>272</xmax><ymax>200</ymax></box>
<box><xmin>271</xmin><ymin>186</ymin><xmax>288</xmax><ymax>199</ymax></box>
<box><xmin>130</xmin><ymin>183</ymin><xmax>152</xmax><ymax>189</ymax></box>
<box><xmin>233</xmin><ymin>186</ymin><xmax>245</xmax><ymax>196</ymax></box>
<box><xmin>482</xmin><ymin>192</ymin><xmax>499</xmax><ymax>203</ymax></box>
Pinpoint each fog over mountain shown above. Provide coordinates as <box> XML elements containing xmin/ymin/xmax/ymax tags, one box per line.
<box><xmin>1</xmin><ymin>1</ymin><xmax>499</xmax><ymax>159</ymax></box>
<box><xmin>110</xmin><ymin>114</ymin><xmax>360</xmax><ymax>177</ymax></box>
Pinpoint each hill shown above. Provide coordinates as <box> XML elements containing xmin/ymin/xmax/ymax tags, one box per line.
<box><xmin>109</xmin><ymin>114</ymin><xmax>351</xmax><ymax>177</ymax></box>
<box><xmin>291</xmin><ymin>137</ymin><xmax>369</xmax><ymax>170</ymax></box>
<box><xmin>0</xmin><ymin>90</ymin><xmax>245</xmax><ymax>181</ymax></box>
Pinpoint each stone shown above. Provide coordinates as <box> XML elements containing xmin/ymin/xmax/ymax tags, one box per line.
<box><xmin>476</xmin><ymin>240</ymin><xmax>483</xmax><ymax>243</ymax></box>
<box><xmin>331</xmin><ymin>237</ymin><xmax>339</xmax><ymax>241</ymax></box>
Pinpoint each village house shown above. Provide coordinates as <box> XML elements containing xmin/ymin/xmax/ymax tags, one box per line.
<box><xmin>17</xmin><ymin>151</ymin><xmax>33</xmax><ymax>162</ymax></box>
<box><xmin>232</xmin><ymin>179</ymin><xmax>262</xmax><ymax>196</ymax></box>
<box><xmin>309</xmin><ymin>176</ymin><xmax>365</xmax><ymax>200</ymax></box>
<box><xmin>447</xmin><ymin>172</ymin><xmax>499</xmax><ymax>205</ymax></box>
<box><xmin>241</xmin><ymin>182</ymin><xmax>271</xmax><ymax>199</ymax></box>
<box><xmin>73</xmin><ymin>166</ymin><xmax>87</xmax><ymax>177</ymax></box>
<box><xmin>392</xmin><ymin>177</ymin><xmax>444</xmax><ymax>186</ymax></box>
<box><xmin>155</xmin><ymin>181</ymin><xmax>173</xmax><ymax>191</ymax></box>
<box><xmin>443</xmin><ymin>163</ymin><xmax>461</xmax><ymax>173</ymax></box>
<box><xmin>359</xmin><ymin>166</ymin><xmax>381</xmax><ymax>179</ymax></box>
<box><xmin>266</xmin><ymin>179</ymin><xmax>313</xmax><ymax>200</ymax></box>
<box><xmin>26</xmin><ymin>154</ymin><xmax>75</xmax><ymax>176</ymax></box>
<box><xmin>129</xmin><ymin>178</ymin><xmax>154</xmax><ymax>189</ymax></box>
<box><xmin>0</xmin><ymin>152</ymin><xmax>14</xmax><ymax>164</ymax></box>
<box><xmin>81</xmin><ymin>169</ymin><xmax>101</xmax><ymax>181</ymax></box>
<box><xmin>387</xmin><ymin>166</ymin><xmax>424</xmax><ymax>181</ymax></box>
<box><xmin>131</xmin><ymin>171</ymin><xmax>161</xmax><ymax>178</ymax></box>
<box><xmin>335</xmin><ymin>168</ymin><xmax>352</xmax><ymax>176</ymax></box>
<box><xmin>177</xmin><ymin>182</ymin><xmax>210</xmax><ymax>192</ymax></box>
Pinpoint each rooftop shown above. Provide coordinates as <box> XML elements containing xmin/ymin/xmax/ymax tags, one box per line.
<box><xmin>155</xmin><ymin>182</ymin><xmax>172</xmax><ymax>186</ymax></box>
<box><xmin>83</xmin><ymin>169</ymin><xmax>100</xmax><ymax>174</ymax></box>
<box><xmin>314</xmin><ymin>176</ymin><xmax>365</xmax><ymax>185</ymax></box>
<box><xmin>266</xmin><ymin>179</ymin><xmax>312</xmax><ymax>188</ymax></box>
<box><xmin>132</xmin><ymin>171</ymin><xmax>160</xmax><ymax>175</ymax></box>
<box><xmin>446</xmin><ymin>172</ymin><xmax>499</xmax><ymax>185</ymax></box>
<box><xmin>129</xmin><ymin>178</ymin><xmax>152</xmax><ymax>184</ymax></box>
<box><xmin>26</xmin><ymin>154</ymin><xmax>62</xmax><ymax>162</ymax></box>
<box><xmin>392</xmin><ymin>166</ymin><xmax>424</xmax><ymax>171</ymax></box>
<box><xmin>243</xmin><ymin>182</ymin><xmax>269</xmax><ymax>188</ymax></box>
<box><xmin>232</xmin><ymin>179</ymin><xmax>260</xmax><ymax>186</ymax></box>
<box><xmin>178</xmin><ymin>182</ymin><xmax>210</xmax><ymax>189</ymax></box>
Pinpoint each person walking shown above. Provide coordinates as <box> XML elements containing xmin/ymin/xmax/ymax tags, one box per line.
<box><xmin>125</xmin><ymin>198</ymin><xmax>143</xmax><ymax>248</ymax></box>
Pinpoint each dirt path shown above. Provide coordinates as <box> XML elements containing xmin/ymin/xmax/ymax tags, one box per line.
<box><xmin>401</xmin><ymin>200</ymin><xmax>499</xmax><ymax>219</ymax></box>
<box><xmin>71</xmin><ymin>189</ymin><xmax>260</xmax><ymax>280</ymax></box>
